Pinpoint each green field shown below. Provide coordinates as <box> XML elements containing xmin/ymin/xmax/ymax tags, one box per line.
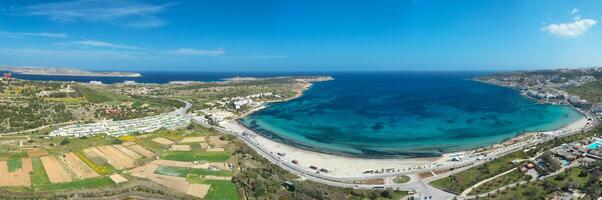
<box><xmin>187</xmin><ymin>177</ymin><xmax>239</xmax><ymax>200</ymax></box>
<box><xmin>30</xmin><ymin>157</ymin><xmax>50</xmax><ymax>185</ymax></box>
<box><xmin>547</xmin><ymin>167</ymin><xmax>590</xmax><ymax>189</ymax></box>
<box><xmin>160</xmin><ymin>151</ymin><xmax>230</xmax><ymax>162</ymax></box>
<box><xmin>6</xmin><ymin>152</ymin><xmax>27</xmax><ymax>172</ymax></box>
<box><xmin>430</xmin><ymin>151</ymin><xmax>528</xmax><ymax>194</ymax></box>
<box><xmin>567</xmin><ymin>80</ymin><xmax>602</xmax><ymax>104</ymax></box>
<box><xmin>154</xmin><ymin>165</ymin><xmax>232</xmax><ymax>177</ymax></box>
<box><xmin>34</xmin><ymin>177</ymin><xmax>114</xmax><ymax>191</ymax></box>
<box><xmin>7</xmin><ymin>158</ymin><xmax>22</xmax><ymax>172</ymax></box>
<box><xmin>469</xmin><ymin>169</ymin><xmax>528</xmax><ymax>195</ymax></box>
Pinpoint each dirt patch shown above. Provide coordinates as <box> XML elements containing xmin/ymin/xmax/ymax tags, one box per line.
<box><xmin>122</xmin><ymin>141</ymin><xmax>136</xmax><ymax>146</ymax></box>
<box><xmin>27</xmin><ymin>149</ymin><xmax>48</xmax><ymax>157</ymax></box>
<box><xmin>131</xmin><ymin>164</ymin><xmax>190</xmax><ymax>194</ymax></box>
<box><xmin>178</xmin><ymin>137</ymin><xmax>205</xmax><ymax>143</ymax></box>
<box><xmin>169</xmin><ymin>145</ymin><xmax>191</xmax><ymax>151</ymax></box>
<box><xmin>351</xmin><ymin>178</ymin><xmax>385</xmax><ymax>185</ymax></box>
<box><xmin>186</xmin><ymin>183</ymin><xmax>210</xmax><ymax>198</ymax></box>
<box><xmin>152</xmin><ymin>137</ymin><xmax>175</xmax><ymax>145</ymax></box>
<box><xmin>127</xmin><ymin>144</ymin><xmax>155</xmax><ymax>158</ymax></box>
<box><xmin>40</xmin><ymin>156</ymin><xmax>73</xmax><ymax>183</ymax></box>
<box><xmin>0</xmin><ymin>158</ymin><xmax>33</xmax><ymax>187</ymax></box>
<box><xmin>151</xmin><ymin>160</ymin><xmax>203</xmax><ymax>168</ymax></box>
<box><xmin>208</xmin><ymin>136</ymin><xmax>230</xmax><ymax>148</ymax></box>
<box><xmin>109</xmin><ymin>174</ymin><xmax>128</xmax><ymax>184</ymax></box>
<box><xmin>114</xmin><ymin>145</ymin><xmax>142</xmax><ymax>159</ymax></box>
<box><xmin>62</xmin><ymin>152</ymin><xmax>100</xmax><ymax>179</ymax></box>
<box><xmin>199</xmin><ymin>142</ymin><xmax>209</xmax><ymax>149</ymax></box>
<box><xmin>207</xmin><ymin>147</ymin><xmax>225</xmax><ymax>152</ymax></box>
<box><xmin>83</xmin><ymin>147</ymin><xmax>109</xmax><ymax>165</ymax></box>
<box><xmin>96</xmin><ymin>145</ymin><xmax>135</xmax><ymax>169</ymax></box>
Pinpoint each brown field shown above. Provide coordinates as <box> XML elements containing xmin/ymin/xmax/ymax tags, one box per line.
<box><xmin>186</xmin><ymin>183</ymin><xmax>210</xmax><ymax>198</ymax></box>
<box><xmin>114</xmin><ymin>145</ymin><xmax>142</xmax><ymax>159</ymax></box>
<box><xmin>127</xmin><ymin>144</ymin><xmax>155</xmax><ymax>158</ymax></box>
<box><xmin>40</xmin><ymin>156</ymin><xmax>73</xmax><ymax>183</ymax></box>
<box><xmin>207</xmin><ymin>147</ymin><xmax>225</xmax><ymax>152</ymax></box>
<box><xmin>169</xmin><ymin>145</ymin><xmax>191</xmax><ymax>151</ymax></box>
<box><xmin>122</xmin><ymin>141</ymin><xmax>136</xmax><ymax>146</ymax></box>
<box><xmin>178</xmin><ymin>137</ymin><xmax>205</xmax><ymax>143</ymax></box>
<box><xmin>62</xmin><ymin>152</ymin><xmax>100</xmax><ymax>179</ymax></box>
<box><xmin>199</xmin><ymin>142</ymin><xmax>209</xmax><ymax>149</ymax></box>
<box><xmin>0</xmin><ymin>158</ymin><xmax>33</xmax><ymax>187</ymax></box>
<box><xmin>131</xmin><ymin>164</ymin><xmax>189</xmax><ymax>193</ymax></box>
<box><xmin>27</xmin><ymin>149</ymin><xmax>49</xmax><ymax>157</ymax></box>
<box><xmin>83</xmin><ymin>147</ymin><xmax>109</xmax><ymax>164</ymax></box>
<box><xmin>208</xmin><ymin>136</ymin><xmax>230</xmax><ymax>148</ymax></box>
<box><xmin>152</xmin><ymin>137</ymin><xmax>175</xmax><ymax>145</ymax></box>
<box><xmin>109</xmin><ymin>174</ymin><xmax>128</xmax><ymax>184</ymax></box>
<box><xmin>96</xmin><ymin>145</ymin><xmax>135</xmax><ymax>169</ymax></box>
<box><xmin>151</xmin><ymin>159</ymin><xmax>200</xmax><ymax>168</ymax></box>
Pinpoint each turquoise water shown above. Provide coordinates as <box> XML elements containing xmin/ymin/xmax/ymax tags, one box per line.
<box><xmin>240</xmin><ymin>72</ymin><xmax>583</xmax><ymax>158</ymax></box>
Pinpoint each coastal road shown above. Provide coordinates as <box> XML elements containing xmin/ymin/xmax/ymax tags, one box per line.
<box><xmin>195</xmin><ymin>104</ymin><xmax>598</xmax><ymax>200</ymax></box>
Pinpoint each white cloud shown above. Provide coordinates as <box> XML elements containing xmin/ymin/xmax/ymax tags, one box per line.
<box><xmin>571</xmin><ymin>8</ymin><xmax>579</xmax><ymax>15</ymax></box>
<box><xmin>542</xmin><ymin>18</ymin><xmax>597</xmax><ymax>38</ymax></box>
<box><xmin>167</xmin><ymin>48</ymin><xmax>226</xmax><ymax>56</ymax></box>
<box><xmin>22</xmin><ymin>0</ymin><xmax>173</xmax><ymax>28</ymax></box>
<box><xmin>0</xmin><ymin>30</ymin><xmax>67</xmax><ymax>38</ymax></box>
<box><xmin>242</xmin><ymin>54</ymin><xmax>288</xmax><ymax>59</ymax></box>
<box><xmin>0</xmin><ymin>48</ymin><xmax>142</xmax><ymax>59</ymax></box>
<box><xmin>72</xmin><ymin>40</ymin><xmax>141</xmax><ymax>50</ymax></box>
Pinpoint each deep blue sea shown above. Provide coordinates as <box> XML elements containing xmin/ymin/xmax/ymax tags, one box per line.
<box><xmin>239</xmin><ymin>72</ymin><xmax>582</xmax><ymax>158</ymax></box>
<box><xmin>7</xmin><ymin>70</ymin><xmax>581</xmax><ymax>158</ymax></box>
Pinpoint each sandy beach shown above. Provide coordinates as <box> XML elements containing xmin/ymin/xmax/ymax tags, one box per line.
<box><xmin>220</xmin><ymin>110</ymin><xmax>591</xmax><ymax>178</ymax></box>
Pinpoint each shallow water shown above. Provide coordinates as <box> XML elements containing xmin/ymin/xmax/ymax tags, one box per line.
<box><xmin>240</xmin><ymin>72</ymin><xmax>582</xmax><ymax>158</ymax></box>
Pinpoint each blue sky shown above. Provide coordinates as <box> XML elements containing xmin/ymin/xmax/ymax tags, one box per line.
<box><xmin>0</xmin><ymin>0</ymin><xmax>601</xmax><ymax>72</ymax></box>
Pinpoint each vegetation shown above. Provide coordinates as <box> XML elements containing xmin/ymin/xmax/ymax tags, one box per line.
<box><xmin>469</xmin><ymin>169</ymin><xmax>530</xmax><ymax>195</ymax></box>
<box><xmin>160</xmin><ymin>151</ymin><xmax>230</xmax><ymax>162</ymax></box>
<box><xmin>203</xmin><ymin>179</ymin><xmax>240</xmax><ymax>200</ymax></box>
<box><xmin>430</xmin><ymin>151</ymin><xmax>529</xmax><ymax>194</ymax></box>
<box><xmin>486</xmin><ymin>163</ymin><xmax>602</xmax><ymax>199</ymax></box>
<box><xmin>34</xmin><ymin>177</ymin><xmax>114</xmax><ymax>191</ymax></box>
<box><xmin>30</xmin><ymin>157</ymin><xmax>50</xmax><ymax>185</ymax></box>
<box><xmin>154</xmin><ymin>165</ymin><xmax>232</xmax><ymax>177</ymax></box>
<box><xmin>74</xmin><ymin>152</ymin><xmax>114</xmax><ymax>175</ymax></box>
<box><xmin>392</xmin><ymin>175</ymin><xmax>411</xmax><ymax>184</ymax></box>
<box><xmin>567</xmin><ymin>80</ymin><xmax>602</xmax><ymax>104</ymax></box>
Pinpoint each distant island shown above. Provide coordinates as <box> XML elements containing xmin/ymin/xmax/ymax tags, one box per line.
<box><xmin>0</xmin><ymin>66</ymin><xmax>142</xmax><ymax>77</ymax></box>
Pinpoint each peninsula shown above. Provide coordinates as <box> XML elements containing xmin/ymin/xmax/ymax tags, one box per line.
<box><xmin>0</xmin><ymin>66</ymin><xmax>142</xmax><ymax>77</ymax></box>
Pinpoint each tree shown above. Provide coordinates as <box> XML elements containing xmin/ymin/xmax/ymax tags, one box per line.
<box><xmin>60</xmin><ymin>138</ymin><xmax>70</xmax><ymax>145</ymax></box>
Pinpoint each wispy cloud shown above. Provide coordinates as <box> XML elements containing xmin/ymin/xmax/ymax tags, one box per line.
<box><xmin>21</xmin><ymin>0</ymin><xmax>173</xmax><ymax>28</ymax></box>
<box><xmin>167</xmin><ymin>48</ymin><xmax>226</xmax><ymax>56</ymax></box>
<box><xmin>0</xmin><ymin>30</ymin><xmax>67</xmax><ymax>39</ymax></box>
<box><xmin>542</xmin><ymin>8</ymin><xmax>597</xmax><ymax>38</ymax></box>
<box><xmin>242</xmin><ymin>54</ymin><xmax>288</xmax><ymax>59</ymax></box>
<box><xmin>72</xmin><ymin>40</ymin><xmax>141</xmax><ymax>50</ymax></box>
<box><xmin>0</xmin><ymin>48</ymin><xmax>142</xmax><ymax>59</ymax></box>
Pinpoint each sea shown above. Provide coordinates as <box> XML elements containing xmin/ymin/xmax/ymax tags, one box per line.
<box><xmin>5</xmin><ymin>70</ymin><xmax>582</xmax><ymax>158</ymax></box>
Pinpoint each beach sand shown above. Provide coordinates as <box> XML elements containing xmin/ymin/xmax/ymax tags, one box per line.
<box><xmin>220</xmin><ymin>114</ymin><xmax>590</xmax><ymax>178</ymax></box>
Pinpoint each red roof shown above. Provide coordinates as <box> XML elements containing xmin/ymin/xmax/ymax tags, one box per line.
<box><xmin>2</xmin><ymin>73</ymin><xmax>11</xmax><ymax>79</ymax></box>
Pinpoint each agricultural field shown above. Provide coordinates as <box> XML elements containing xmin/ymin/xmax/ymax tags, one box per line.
<box><xmin>155</xmin><ymin>165</ymin><xmax>232</xmax><ymax>177</ymax></box>
<box><xmin>160</xmin><ymin>151</ymin><xmax>230</xmax><ymax>162</ymax></box>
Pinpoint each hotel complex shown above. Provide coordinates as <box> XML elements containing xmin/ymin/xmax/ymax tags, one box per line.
<box><xmin>49</xmin><ymin>107</ymin><xmax>191</xmax><ymax>137</ymax></box>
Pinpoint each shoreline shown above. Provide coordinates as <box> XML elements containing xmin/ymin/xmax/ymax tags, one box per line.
<box><xmin>222</xmin><ymin>79</ymin><xmax>592</xmax><ymax>177</ymax></box>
